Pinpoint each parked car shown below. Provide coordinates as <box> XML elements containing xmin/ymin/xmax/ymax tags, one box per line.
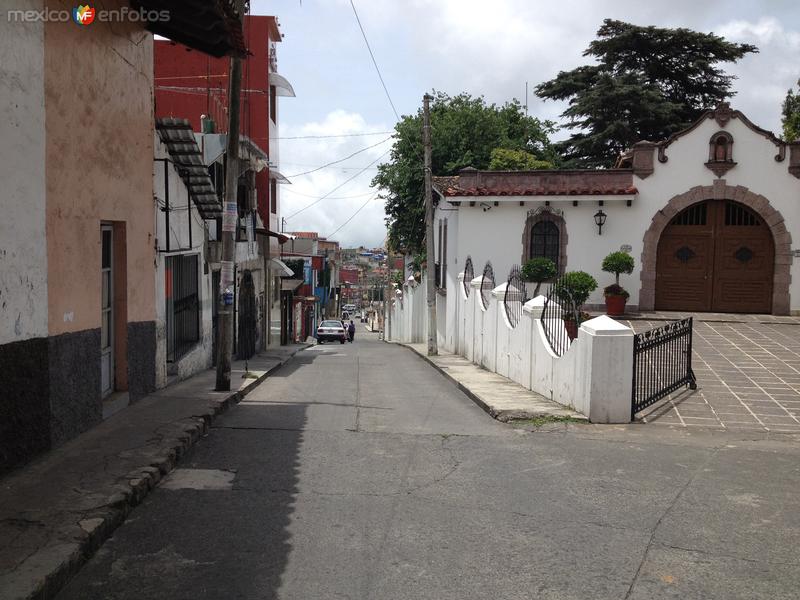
<box><xmin>317</xmin><ymin>320</ymin><xmax>347</xmax><ymax>344</ymax></box>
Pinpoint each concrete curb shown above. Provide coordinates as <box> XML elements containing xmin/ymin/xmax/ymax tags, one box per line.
<box><xmin>387</xmin><ymin>341</ymin><xmax>587</xmax><ymax>424</ymax></box>
<box><xmin>13</xmin><ymin>345</ymin><xmax>308</xmax><ymax>600</ymax></box>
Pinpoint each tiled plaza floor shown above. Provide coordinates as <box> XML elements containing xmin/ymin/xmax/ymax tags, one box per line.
<box><xmin>624</xmin><ymin>317</ymin><xmax>800</xmax><ymax>432</ymax></box>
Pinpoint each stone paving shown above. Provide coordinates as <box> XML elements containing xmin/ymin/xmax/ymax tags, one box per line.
<box><xmin>624</xmin><ymin>316</ymin><xmax>800</xmax><ymax>432</ymax></box>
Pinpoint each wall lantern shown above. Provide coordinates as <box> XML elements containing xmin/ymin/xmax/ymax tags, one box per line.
<box><xmin>594</xmin><ymin>210</ymin><xmax>607</xmax><ymax>235</ymax></box>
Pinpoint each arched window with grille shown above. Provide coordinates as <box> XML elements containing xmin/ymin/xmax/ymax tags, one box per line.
<box><xmin>521</xmin><ymin>208</ymin><xmax>567</xmax><ymax>273</ymax></box>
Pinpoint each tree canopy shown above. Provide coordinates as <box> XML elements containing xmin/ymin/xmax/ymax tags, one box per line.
<box><xmin>373</xmin><ymin>92</ymin><xmax>556</xmax><ymax>254</ymax></box>
<box><xmin>535</xmin><ymin>19</ymin><xmax>758</xmax><ymax>168</ymax></box>
<box><xmin>782</xmin><ymin>79</ymin><xmax>800</xmax><ymax>142</ymax></box>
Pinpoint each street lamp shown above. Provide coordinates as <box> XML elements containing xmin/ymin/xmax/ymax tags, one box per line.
<box><xmin>594</xmin><ymin>209</ymin><xmax>607</xmax><ymax>235</ymax></box>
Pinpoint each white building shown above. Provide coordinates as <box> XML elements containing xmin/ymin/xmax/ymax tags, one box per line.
<box><xmin>432</xmin><ymin>103</ymin><xmax>800</xmax><ymax>352</ymax></box>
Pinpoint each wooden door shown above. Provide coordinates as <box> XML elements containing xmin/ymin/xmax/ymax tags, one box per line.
<box><xmin>712</xmin><ymin>202</ymin><xmax>773</xmax><ymax>313</ymax></box>
<box><xmin>655</xmin><ymin>200</ymin><xmax>774</xmax><ymax>313</ymax></box>
<box><xmin>656</xmin><ymin>202</ymin><xmax>714</xmax><ymax>311</ymax></box>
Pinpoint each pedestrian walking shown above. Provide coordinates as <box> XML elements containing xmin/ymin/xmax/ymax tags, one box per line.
<box><xmin>348</xmin><ymin>320</ymin><xmax>355</xmax><ymax>343</ymax></box>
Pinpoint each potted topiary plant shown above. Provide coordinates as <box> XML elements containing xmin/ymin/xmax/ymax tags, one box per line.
<box><xmin>601</xmin><ymin>251</ymin><xmax>635</xmax><ymax>316</ymax></box>
<box><xmin>554</xmin><ymin>271</ymin><xmax>598</xmax><ymax>340</ymax></box>
<box><xmin>521</xmin><ymin>257</ymin><xmax>557</xmax><ymax>297</ymax></box>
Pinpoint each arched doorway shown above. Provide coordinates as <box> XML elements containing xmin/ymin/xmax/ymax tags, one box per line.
<box><xmin>655</xmin><ymin>199</ymin><xmax>774</xmax><ymax>312</ymax></box>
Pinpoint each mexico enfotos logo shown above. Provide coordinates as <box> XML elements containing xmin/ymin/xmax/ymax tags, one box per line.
<box><xmin>7</xmin><ymin>5</ymin><xmax>170</xmax><ymax>24</ymax></box>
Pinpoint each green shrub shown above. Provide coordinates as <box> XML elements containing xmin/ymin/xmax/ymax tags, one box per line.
<box><xmin>603</xmin><ymin>283</ymin><xmax>630</xmax><ymax>299</ymax></box>
<box><xmin>521</xmin><ymin>257</ymin><xmax>557</xmax><ymax>296</ymax></box>
<box><xmin>555</xmin><ymin>271</ymin><xmax>598</xmax><ymax>317</ymax></box>
<box><xmin>601</xmin><ymin>251</ymin><xmax>635</xmax><ymax>286</ymax></box>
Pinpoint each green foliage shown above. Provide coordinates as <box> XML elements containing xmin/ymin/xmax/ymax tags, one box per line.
<box><xmin>283</xmin><ymin>259</ymin><xmax>305</xmax><ymax>279</ymax></box>
<box><xmin>603</xmin><ymin>283</ymin><xmax>630</xmax><ymax>299</ymax></box>
<box><xmin>535</xmin><ymin>19</ymin><xmax>757</xmax><ymax>167</ymax></box>
<box><xmin>782</xmin><ymin>79</ymin><xmax>800</xmax><ymax>142</ymax></box>
<box><xmin>488</xmin><ymin>148</ymin><xmax>553</xmax><ymax>171</ymax></box>
<box><xmin>555</xmin><ymin>271</ymin><xmax>598</xmax><ymax>313</ymax></box>
<box><xmin>373</xmin><ymin>92</ymin><xmax>557</xmax><ymax>254</ymax></box>
<box><xmin>601</xmin><ymin>251</ymin><xmax>635</xmax><ymax>286</ymax></box>
<box><xmin>521</xmin><ymin>257</ymin><xmax>557</xmax><ymax>296</ymax></box>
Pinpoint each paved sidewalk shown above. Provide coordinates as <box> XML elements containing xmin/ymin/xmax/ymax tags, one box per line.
<box><xmin>0</xmin><ymin>344</ymin><xmax>307</xmax><ymax>600</ymax></box>
<box><xmin>393</xmin><ymin>342</ymin><xmax>585</xmax><ymax>422</ymax></box>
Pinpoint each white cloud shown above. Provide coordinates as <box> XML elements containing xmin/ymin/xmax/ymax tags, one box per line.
<box><xmin>278</xmin><ymin>110</ymin><xmax>391</xmax><ymax>248</ymax></box>
<box><xmin>716</xmin><ymin>17</ymin><xmax>800</xmax><ymax>134</ymax></box>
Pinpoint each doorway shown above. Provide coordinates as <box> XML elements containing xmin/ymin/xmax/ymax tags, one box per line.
<box><xmin>101</xmin><ymin>225</ymin><xmax>114</xmax><ymax>397</ymax></box>
<box><xmin>655</xmin><ymin>200</ymin><xmax>774</xmax><ymax>313</ymax></box>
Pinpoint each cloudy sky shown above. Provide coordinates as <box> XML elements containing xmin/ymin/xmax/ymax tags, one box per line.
<box><xmin>253</xmin><ymin>0</ymin><xmax>800</xmax><ymax>248</ymax></box>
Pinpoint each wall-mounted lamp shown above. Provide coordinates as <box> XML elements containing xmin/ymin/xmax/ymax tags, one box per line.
<box><xmin>479</xmin><ymin>202</ymin><xmax>492</xmax><ymax>212</ymax></box>
<box><xmin>594</xmin><ymin>210</ymin><xmax>607</xmax><ymax>235</ymax></box>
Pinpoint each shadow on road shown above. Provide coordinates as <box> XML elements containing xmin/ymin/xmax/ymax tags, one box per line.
<box><xmin>56</xmin><ymin>403</ymin><xmax>309</xmax><ymax>600</ymax></box>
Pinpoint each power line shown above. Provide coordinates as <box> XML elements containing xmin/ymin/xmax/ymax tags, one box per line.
<box><xmin>276</xmin><ymin>131</ymin><xmax>393</xmax><ymax>140</ymax></box>
<box><xmin>287</xmin><ymin>136</ymin><xmax>392</xmax><ymax>177</ymax></box>
<box><xmin>326</xmin><ymin>195</ymin><xmax>378</xmax><ymax>239</ymax></box>
<box><xmin>283</xmin><ymin>163</ymin><xmax>381</xmax><ymax>172</ymax></box>
<box><xmin>349</xmin><ymin>0</ymin><xmax>400</xmax><ymax>121</ymax></box>
<box><xmin>282</xmin><ymin>188</ymin><xmax>377</xmax><ymax>200</ymax></box>
<box><xmin>284</xmin><ymin>149</ymin><xmax>390</xmax><ymax>220</ymax></box>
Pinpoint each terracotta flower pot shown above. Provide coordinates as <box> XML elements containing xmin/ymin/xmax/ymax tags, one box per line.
<box><xmin>605</xmin><ymin>294</ymin><xmax>627</xmax><ymax>316</ymax></box>
<box><xmin>564</xmin><ymin>318</ymin><xmax>578</xmax><ymax>341</ymax></box>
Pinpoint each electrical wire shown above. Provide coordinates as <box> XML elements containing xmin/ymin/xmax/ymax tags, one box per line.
<box><xmin>325</xmin><ymin>195</ymin><xmax>378</xmax><ymax>239</ymax></box>
<box><xmin>282</xmin><ymin>188</ymin><xmax>376</xmax><ymax>200</ymax></box>
<box><xmin>284</xmin><ymin>148</ymin><xmax>390</xmax><ymax>220</ymax></box>
<box><xmin>276</xmin><ymin>131</ymin><xmax>394</xmax><ymax>140</ymax></box>
<box><xmin>286</xmin><ymin>136</ymin><xmax>392</xmax><ymax>177</ymax></box>
<box><xmin>348</xmin><ymin>0</ymin><xmax>400</xmax><ymax>121</ymax></box>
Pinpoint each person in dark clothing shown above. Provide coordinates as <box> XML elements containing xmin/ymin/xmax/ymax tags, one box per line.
<box><xmin>348</xmin><ymin>320</ymin><xmax>355</xmax><ymax>342</ymax></box>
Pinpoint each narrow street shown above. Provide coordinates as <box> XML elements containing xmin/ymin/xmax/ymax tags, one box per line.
<box><xmin>57</xmin><ymin>333</ymin><xmax>800</xmax><ymax>600</ymax></box>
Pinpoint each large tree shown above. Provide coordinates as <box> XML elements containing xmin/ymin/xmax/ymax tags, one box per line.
<box><xmin>374</xmin><ymin>92</ymin><xmax>556</xmax><ymax>254</ymax></box>
<box><xmin>535</xmin><ymin>19</ymin><xmax>758</xmax><ymax>168</ymax></box>
<box><xmin>782</xmin><ymin>79</ymin><xmax>800</xmax><ymax>141</ymax></box>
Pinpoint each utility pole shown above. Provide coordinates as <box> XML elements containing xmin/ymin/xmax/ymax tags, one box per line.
<box><xmin>215</xmin><ymin>0</ymin><xmax>245</xmax><ymax>391</ymax></box>
<box><xmin>423</xmin><ymin>93</ymin><xmax>438</xmax><ymax>356</ymax></box>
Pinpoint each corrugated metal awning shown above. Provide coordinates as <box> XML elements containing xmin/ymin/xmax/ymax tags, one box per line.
<box><xmin>156</xmin><ymin>118</ymin><xmax>222</xmax><ymax>219</ymax></box>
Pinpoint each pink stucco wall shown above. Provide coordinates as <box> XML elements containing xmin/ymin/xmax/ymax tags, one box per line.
<box><xmin>44</xmin><ymin>1</ymin><xmax>155</xmax><ymax>335</ymax></box>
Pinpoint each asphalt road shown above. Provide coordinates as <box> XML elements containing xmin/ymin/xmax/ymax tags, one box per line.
<box><xmin>58</xmin><ymin>332</ymin><xmax>800</xmax><ymax>599</ymax></box>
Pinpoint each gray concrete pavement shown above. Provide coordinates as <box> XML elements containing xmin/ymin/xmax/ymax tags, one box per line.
<box><xmin>394</xmin><ymin>341</ymin><xmax>585</xmax><ymax>422</ymax></box>
<box><xmin>54</xmin><ymin>332</ymin><xmax>800</xmax><ymax>600</ymax></box>
<box><xmin>0</xmin><ymin>344</ymin><xmax>307</xmax><ymax>600</ymax></box>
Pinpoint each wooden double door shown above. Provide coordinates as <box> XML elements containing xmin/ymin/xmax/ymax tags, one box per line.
<box><xmin>656</xmin><ymin>200</ymin><xmax>774</xmax><ymax>313</ymax></box>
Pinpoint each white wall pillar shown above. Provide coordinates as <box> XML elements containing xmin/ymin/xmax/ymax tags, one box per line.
<box><xmin>576</xmin><ymin>315</ymin><xmax>633</xmax><ymax>423</ymax></box>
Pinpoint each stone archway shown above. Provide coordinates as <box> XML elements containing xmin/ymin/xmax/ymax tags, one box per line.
<box><xmin>639</xmin><ymin>179</ymin><xmax>792</xmax><ymax>315</ymax></box>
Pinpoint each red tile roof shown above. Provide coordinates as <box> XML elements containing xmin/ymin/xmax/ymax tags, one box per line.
<box><xmin>433</xmin><ymin>169</ymin><xmax>637</xmax><ymax>198</ymax></box>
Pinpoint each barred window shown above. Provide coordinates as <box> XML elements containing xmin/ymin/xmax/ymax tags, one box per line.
<box><xmin>530</xmin><ymin>220</ymin><xmax>560</xmax><ymax>270</ymax></box>
<box><xmin>165</xmin><ymin>254</ymin><xmax>200</xmax><ymax>362</ymax></box>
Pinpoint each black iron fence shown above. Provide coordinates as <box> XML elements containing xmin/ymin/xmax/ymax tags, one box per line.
<box><xmin>480</xmin><ymin>261</ymin><xmax>495</xmax><ymax>309</ymax></box>
<box><xmin>504</xmin><ymin>265</ymin><xmax>527</xmax><ymax>328</ymax></box>
<box><xmin>463</xmin><ymin>255</ymin><xmax>474</xmax><ymax>297</ymax></box>
<box><xmin>540</xmin><ymin>277</ymin><xmax>582</xmax><ymax>357</ymax></box>
<box><xmin>632</xmin><ymin>318</ymin><xmax>697</xmax><ymax>418</ymax></box>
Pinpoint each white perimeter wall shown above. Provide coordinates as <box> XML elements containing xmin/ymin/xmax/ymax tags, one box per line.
<box><xmin>389</xmin><ymin>273</ymin><xmax>633</xmax><ymax>423</ymax></box>
<box><xmin>0</xmin><ymin>1</ymin><xmax>47</xmax><ymax>344</ymax></box>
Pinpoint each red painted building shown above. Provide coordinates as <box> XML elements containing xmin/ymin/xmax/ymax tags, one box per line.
<box><xmin>153</xmin><ymin>15</ymin><xmax>294</xmax><ymax>231</ymax></box>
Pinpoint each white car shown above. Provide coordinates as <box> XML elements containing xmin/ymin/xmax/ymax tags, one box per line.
<box><xmin>317</xmin><ymin>320</ymin><xmax>347</xmax><ymax>344</ymax></box>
